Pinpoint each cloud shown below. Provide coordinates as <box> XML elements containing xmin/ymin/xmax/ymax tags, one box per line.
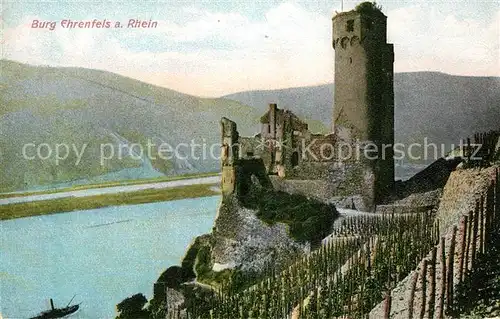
<box><xmin>2</xmin><ymin>3</ymin><xmax>334</xmax><ymax>96</ymax></box>
<box><xmin>2</xmin><ymin>3</ymin><xmax>499</xmax><ymax>97</ymax></box>
<box><xmin>387</xmin><ymin>6</ymin><xmax>499</xmax><ymax>76</ymax></box>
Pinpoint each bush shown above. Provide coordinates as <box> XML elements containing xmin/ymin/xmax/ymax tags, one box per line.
<box><xmin>239</xmin><ymin>188</ymin><xmax>337</xmax><ymax>244</ymax></box>
<box><xmin>116</xmin><ymin>293</ymin><xmax>150</xmax><ymax>319</ymax></box>
<box><xmin>194</xmin><ymin>245</ymin><xmax>212</xmax><ymax>278</ymax></box>
<box><xmin>355</xmin><ymin>1</ymin><xmax>383</xmax><ymax>14</ymax></box>
<box><xmin>156</xmin><ymin>265</ymin><xmax>194</xmax><ymax>289</ymax></box>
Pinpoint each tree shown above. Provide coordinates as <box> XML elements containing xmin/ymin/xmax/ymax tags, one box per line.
<box><xmin>116</xmin><ymin>293</ymin><xmax>150</xmax><ymax>319</ymax></box>
<box><xmin>355</xmin><ymin>1</ymin><xmax>383</xmax><ymax>14</ymax></box>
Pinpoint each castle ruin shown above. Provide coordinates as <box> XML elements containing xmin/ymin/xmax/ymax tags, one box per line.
<box><xmin>221</xmin><ymin>3</ymin><xmax>394</xmax><ymax>212</ymax></box>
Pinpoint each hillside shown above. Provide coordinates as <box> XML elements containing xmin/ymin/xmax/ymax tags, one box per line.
<box><xmin>0</xmin><ymin>60</ymin><xmax>326</xmax><ymax>192</ymax></box>
<box><xmin>224</xmin><ymin>72</ymin><xmax>500</xmax><ymax>163</ymax></box>
<box><xmin>2</xmin><ymin>62</ymin><xmax>497</xmax><ymax>192</ymax></box>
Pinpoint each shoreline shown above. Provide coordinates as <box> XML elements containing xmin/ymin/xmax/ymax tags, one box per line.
<box><xmin>0</xmin><ymin>183</ymin><xmax>220</xmax><ymax>220</ymax></box>
<box><xmin>0</xmin><ymin>172</ymin><xmax>220</xmax><ymax>198</ymax></box>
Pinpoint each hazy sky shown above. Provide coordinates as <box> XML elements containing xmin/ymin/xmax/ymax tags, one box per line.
<box><xmin>2</xmin><ymin>0</ymin><xmax>499</xmax><ymax>97</ymax></box>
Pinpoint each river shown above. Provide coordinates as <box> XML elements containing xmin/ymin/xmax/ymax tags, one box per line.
<box><xmin>0</xmin><ymin>196</ymin><xmax>219</xmax><ymax>319</ymax></box>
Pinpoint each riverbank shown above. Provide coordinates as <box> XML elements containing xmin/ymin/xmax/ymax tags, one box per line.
<box><xmin>0</xmin><ymin>172</ymin><xmax>220</xmax><ymax>198</ymax></box>
<box><xmin>0</xmin><ymin>183</ymin><xmax>219</xmax><ymax>220</ymax></box>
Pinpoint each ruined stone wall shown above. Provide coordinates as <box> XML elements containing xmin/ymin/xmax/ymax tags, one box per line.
<box><xmin>220</xmin><ymin>117</ymin><xmax>239</xmax><ymax>196</ymax></box>
<box><xmin>298</xmin><ymin>134</ymin><xmax>337</xmax><ymax>163</ymax></box>
<box><xmin>330</xmin><ymin>160</ymin><xmax>376</xmax><ymax>211</ymax></box>
<box><xmin>286</xmin><ymin>162</ymin><xmax>335</xmax><ymax>180</ymax></box>
<box><xmin>269</xmin><ymin>159</ymin><xmax>376</xmax><ymax>211</ymax></box>
<box><xmin>238</xmin><ymin>137</ymin><xmax>263</xmax><ymax>160</ymax></box>
<box><xmin>234</xmin><ymin>158</ymin><xmax>272</xmax><ymax>197</ymax></box>
<box><xmin>269</xmin><ymin>176</ymin><xmax>333</xmax><ymax>202</ymax></box>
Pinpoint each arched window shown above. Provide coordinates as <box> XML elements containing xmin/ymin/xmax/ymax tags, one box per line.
<box><xmin>350</xmin><ymin>36</ymin><xmax>359</xmax><ymax>46</ymax></box>
<box><xmin>346</xmin><ymin>20</ymin><xmax>354</xmax><ymax>32</ymax></box>
<box><xmin>221</xmin><ymin>143</ymin><xmax>229</xmax><ymax>161</ymax></box>
<box><xmin>341</xmin><ymin>37</ymin><xmax>349</xmax><ymax>49</ymax></box>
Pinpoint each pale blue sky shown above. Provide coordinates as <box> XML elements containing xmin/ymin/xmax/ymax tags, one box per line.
<box><xmin>2</xmin><ymin>0</ymin><xmax>499</xmax><ymax>96</ymax></box>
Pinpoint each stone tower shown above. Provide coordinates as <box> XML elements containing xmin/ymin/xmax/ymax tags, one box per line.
<box><xmin>332</xmin><ymin>2</ymin><xmax>394</xmax><ymax>206</ymax></box>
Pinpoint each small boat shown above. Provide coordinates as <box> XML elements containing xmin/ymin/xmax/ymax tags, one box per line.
<box><xmin>30</xmin><ymin>297</ymin><xmax>80</xmax><ymax>319</ymax></box>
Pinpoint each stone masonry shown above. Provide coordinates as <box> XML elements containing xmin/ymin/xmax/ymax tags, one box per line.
<box><xmin>220</xmin><ymin>3</ymin><xmax>395</xmax><ymax>212</ymax></box>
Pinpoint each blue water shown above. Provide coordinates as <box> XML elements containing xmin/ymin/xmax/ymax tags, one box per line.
<box><xmin>0</xmin><ymin>196</ymin><xmax>219</xmax><ymax>319</ymax></box>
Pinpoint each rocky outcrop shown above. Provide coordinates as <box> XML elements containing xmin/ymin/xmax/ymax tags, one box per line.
<box><xmin>146</xmin><ymin>191</ymin><xmax>332</xmax><ymax>317</ymax></box>
<box><xmin>211</xmin><ymin>196</ymin><xmax>310</xmax><ymax>273</ymax></box>
<box><xmin>391</xmin><ymin>158</ymin><xmax>461</xmax><ymax>200</ymax></box>
<box><xmin>373</xmin><ymin>157</ymin><xmax>462</xmax><ymax>214</ymax></box>
<box><xmin>436</xmin><ymin>166</ymin><xmax>498</xmax><ymax>233</ymax></box>
<box><xmin>375</xmin><ymin>189</ymin><xmax>442</xmax><ymax>214</ymax></box>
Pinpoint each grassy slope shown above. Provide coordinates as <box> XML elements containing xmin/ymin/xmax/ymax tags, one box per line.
<box><xmin>1</xmin><ymin>60</ymin><xmax>328</xmax><ymax>192</ymax></box>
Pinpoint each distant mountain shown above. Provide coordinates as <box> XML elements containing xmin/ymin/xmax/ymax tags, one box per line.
<box><xmin>223</xmin><ymin>72</ymin><xmax>500</xmax><ymax>164</ymax></box>
<box><xmin>2</xmin><ymin>61</ymin><xmax>497</xmax><ymax>192</ymax></box>
<box><xmin>0</xmin><ymin>60</ymin><xmax>327</xmax><ymax>192</ymax></box>
<box><xmin>224</xmin><ymin>84</ymin><xmax>334</xmax><ymax>129</ymax></box>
